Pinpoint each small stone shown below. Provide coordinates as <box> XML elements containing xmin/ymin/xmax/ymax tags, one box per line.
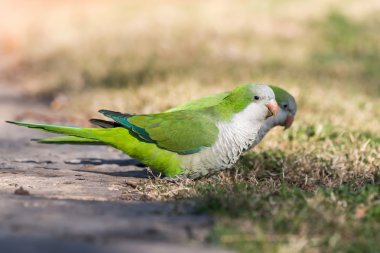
<box><xmin>14</xmin><ymin>187</ymin><xmax>30</xmax><ymax>196</ymax></box>
<box><xmin>125</xmin><ymin>180</ymin><xmax>139</xmax><ymax>188</ymax></box>
<box><xmin>65</xmin><ymin>159</ymin><xmax>82</xmax><ymax>164</ymax></box>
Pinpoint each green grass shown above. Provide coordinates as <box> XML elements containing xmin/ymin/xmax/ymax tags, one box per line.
<box><xmin>311</xmin><ymin>10</ymin><xmax>380</xmax><ymax>94</ymax></box>
<box><xmin>200</xmin><ymin>184</ymin><xmax>380</xmax><ymax>253</ymax></box>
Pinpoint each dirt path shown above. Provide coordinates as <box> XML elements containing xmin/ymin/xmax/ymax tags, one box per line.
<box><xmin>0</xmin><ymin>84</ymin><xmax>231</xmax><ymax>253</ymax></box>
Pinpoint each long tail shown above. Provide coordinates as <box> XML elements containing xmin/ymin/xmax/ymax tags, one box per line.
<box><xmin>6</xmin><ymin>121</ymin><xmax>182</xmax><ymax>177</ymax></box>
<box><xmin>6</xmin><ymin>121</ymin><xmax>108</xmax><ymax>145</ymax></box>
<box><xmin>35</xmin><ymin>136</ymin><xmax>105</xmax><ymax>145</ymax></box>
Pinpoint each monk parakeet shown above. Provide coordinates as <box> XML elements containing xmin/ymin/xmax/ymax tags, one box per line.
<box><xmin>168</xmin><ymin>85</ymin><xmax>297</xmax><ymax>147</ymax></box>
<box><xmin>35</xmin><ymin>85</ymin><xmax>296</xmax><ymax>148</ymax></box>
<box><xmin>7</xmin><ymin>84</ymin><xmax>279</xmax><ymax>178</ymax></box>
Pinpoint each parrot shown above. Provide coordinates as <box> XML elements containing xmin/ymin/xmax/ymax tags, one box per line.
<box><xmin>167</xmin><ymin>85</ymin><xmax>297</xmax><ymax>148</ymax></box>
<box><xmin>7</xmin><ymin>84</ymin><xmax>280</xmax><ymax>178</ymax></box>
<box><xmin>37</xmin><ymin>85</ymin><xmax>296</xmax><ymax>142</ymax></box>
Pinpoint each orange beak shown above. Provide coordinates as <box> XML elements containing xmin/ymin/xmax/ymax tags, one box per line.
<box><xmin>284</xmin><ymin>115</ymin><xmax>295</xmax><ymax>129</ymax></box>
<box><xmin>265</xmin><ymin>99</ymin><xmax>279</xmax><ymax>118</ymax></box>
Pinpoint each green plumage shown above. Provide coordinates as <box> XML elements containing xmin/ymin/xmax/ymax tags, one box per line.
<box><xmin>37</xmin><ymin>136</ymin><xmax>103</xmax><ymax>144</ymax></box>
<box><xmin>7</xmin><ymin>121</ymin><xmax>182</xmax><ymax>176</ymax></box>
<box><xmin>34</xmin><ymin>84</ymin><xmax>292</xmax><ymax>147</ymax></box>
<box><xmin>99</xmin><ymin>109</ymin><xmax>219</xmax><ymax>154</ymax></box>
<box><xmin>94</xmin><ymin>84</ymin><xmax>256</xmax><ymax>154</ymax></box>
<box><xmin>166</xmin><ymin>92</ymin><xmax>229</xmax><ymax>112</ymax></box>
<box><xmin>169</xmin><ymin>85</ymin><xmax>290</xmax><ymax>112</ymax></box>
<box><xmin>7</xmin><ymin>83</ymin><xmax>280</xmax><ymax>178</ymax></box>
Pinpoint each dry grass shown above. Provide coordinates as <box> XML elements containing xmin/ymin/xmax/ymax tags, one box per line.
<box><xmin>1</xmin><ymin>1</ymin><xmax>380</xmax><ymax>252</ymax></box>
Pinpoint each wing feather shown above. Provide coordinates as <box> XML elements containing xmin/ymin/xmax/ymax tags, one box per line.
<box><xmin>99</xmin><ymin>109</ymin><xmax>218</xmax><ymax>154</ymax></box>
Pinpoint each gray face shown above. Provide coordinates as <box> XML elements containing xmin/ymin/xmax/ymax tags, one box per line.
<box><xmin>280</xmin><ymin>95</ymin><xmax>297</xmax><ymax>116</ymax></box>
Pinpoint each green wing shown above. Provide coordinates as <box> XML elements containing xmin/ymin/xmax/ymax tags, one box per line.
<box><xmin>99</xmin><ymin>110</ymin><xmax>218</xmax><ymax>154</ymax></box>
<box><xmin>166</xmin><ymin>92</ymin><xmax>229</xmax><ymax>112</ymax></box>
<box><xmin>34</xmin><ymin>92</ymin><xmax>229</xmax><ymax>146</ymax></box>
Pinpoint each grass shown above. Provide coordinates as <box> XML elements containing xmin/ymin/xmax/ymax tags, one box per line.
<box><xmin>190</xmin><ymin>123</ymin><xmax>380</xmax><ymax>253</ymax></box>
<box><xmin>1</xmin><ymin>1</ymin><xmax>380</xmax><ymax>252</ymax></box>
<box><xmin>203</xmin><ymin>185</ymin><xmax>380</xmax><ymax>253</ymax></box>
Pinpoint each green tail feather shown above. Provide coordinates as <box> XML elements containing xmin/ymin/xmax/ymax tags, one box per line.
<box><xmin>6</xmin><ymin>120</ymin><xmax>117</xmax><ymax>145</ymax></box>
<box><xmin>6</xmin><ymin>121</ymin><xmax>101</xmax><ymax>141</ymax></box>
<box><xmin>6</xmin><ymin>120</ymin><xmax>182</xmax><ymax>177</ymax></box>
<box><xmin>35</xmin><ymin>136</ymin><xmax>105</xmax><ymax>145</ymax></box>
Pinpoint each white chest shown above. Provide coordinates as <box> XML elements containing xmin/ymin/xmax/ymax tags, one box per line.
<box><xmin>181</xmin><ymin>104</ymin><xmax>265</xmax><ymax>178</ymax></box>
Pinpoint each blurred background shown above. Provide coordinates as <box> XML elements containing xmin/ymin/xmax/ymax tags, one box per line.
<box><xmin>0</xmin><ymin>1</ymin><xmax>379</xmax><ymax>253</ymax></box>
<box><xmin>1</xmin><ymin>0</ymin><xmax>379</xmax><ymax>131</ymax></box>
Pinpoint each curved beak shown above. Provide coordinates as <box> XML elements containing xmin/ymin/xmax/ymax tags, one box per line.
<box><xmin>265</xmin><ymin>99</ymin><xmax>279</xmax><ymax>118</ymax></box>
<box><xmin>284</xmin><ymin>115</ymin><xmax>295</xmax><ymax>129</ymax></box>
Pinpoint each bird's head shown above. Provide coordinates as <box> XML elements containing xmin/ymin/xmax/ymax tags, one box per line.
<box><xmin>222</xmin><ymin>84</ymin><xmax>279</xmax><ymax>123</ymax></box>
<box><xmin>270</xmin><ymin>86</ymin><xmax>297</xmax><ymax>129</ymax></box>
<box><xmin>246</xmin><ymin>84</ymin><xmax>279</xmax><ymax>120</ymax></box>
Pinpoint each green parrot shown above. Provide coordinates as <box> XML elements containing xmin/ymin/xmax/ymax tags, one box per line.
<box><xmin>33</xmin><ymin>85</ymin><xmax>296</xmax><ymax>148</ymax></box>
<box><xmin>7</xmin><ymin>84</ymin><xmax>279</xmax><ymax>178</ymax></box>
<box><xmin>168</xmin><ymin>85</ymin><xmax>297</xmax><ymax>148</ymax></box>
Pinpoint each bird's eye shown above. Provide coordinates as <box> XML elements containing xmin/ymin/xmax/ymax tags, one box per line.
<box><xmin>254</xmin><ymin>96</ymin><xmax>260</xmax><ymax>101</ymax></box>
<box><xmin>283</xmin><ymin>104</ymin><xmax>288</xmax><ymax>108</ymax></box>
